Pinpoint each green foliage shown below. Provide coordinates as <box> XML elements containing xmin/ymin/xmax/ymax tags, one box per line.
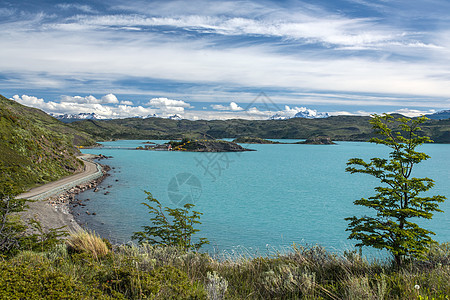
<box><xmin>0</xmin><ymin>175</ymin><xmax>27</xmax><ymax>255</ymax></box>
<box><xmin>24</xmin><ymin>219</ymin><xmax>68</xmax><ymax>253</ymax></box>
<box><xmin>0</xmin><ymin>256</ymin><xmax>111</xmax><ymax>299</ymax></box>
<box><xmin>345</xmin><ymin>114</ymin><xmax>446</xmax><ymax>266</ymax></box>
<box><xmin>1</xmin><ymin>242</ymin><xmax>450</xmax><ymax>299</ymax></box>
<box><xmin>102</xmin><ymin>265</ymin><xmax>206</xmax><ymax>299</ymax></box>
<box><xmin>132</xmin><ymin>191</ymin><xmax>209</xmax><ymax>251</ymax></box>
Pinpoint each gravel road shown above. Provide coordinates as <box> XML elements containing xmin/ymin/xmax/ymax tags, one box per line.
<box><xmin>18</xmin><ymin>154</ymin><xmax>102</xmax><ymax>233</ymax></box>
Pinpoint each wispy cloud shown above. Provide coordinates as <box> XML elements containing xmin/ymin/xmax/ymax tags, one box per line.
<box><xmin>56</xmin><ymin>3</ymin><xmax>97</xmax><ymax>13</ymax></box>
<box><xmin>68</xmin><ymin>13</ymin><xmax>439</xmax><ymax>50</ymax></box>
<box><xmin>0</xmin><ymin>7</ymin><xmax>16</xmax><ymax>17</ymax></box>
<box><xmin>1</xmin><ymin>0</ymin><xmax>449</xmax><ymax>115</ymax></box>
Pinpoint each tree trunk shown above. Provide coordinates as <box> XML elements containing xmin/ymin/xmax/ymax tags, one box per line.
<box><xmin>394</xmin><ymin>254</ymin><xmax>402</xmax><ymax>267</ymax></box>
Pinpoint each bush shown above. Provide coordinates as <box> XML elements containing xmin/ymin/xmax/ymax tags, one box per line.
<box><xmin>132</xmin><ymin>191</ymin><xmax>209</xmax><ymax>251</ymax></box>
<box><xmin>102</xmin><ymin>265</ymin><xmax>206</xmax><ymax>299</ymax></box>
<box><xmin>66</xmin><ymin>230</ymin><xmax>109</xmax><ymax>260</ymax></box>
<box><xmin>0</xmin><ymin>257</ymin><xmax>111</xmax><ymax>299</ymax></box>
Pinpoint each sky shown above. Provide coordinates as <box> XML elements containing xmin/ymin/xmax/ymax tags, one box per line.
<box><xmin>1</xmin><ymin>0</ymin><xmax>449</xmax><ymax>119</ymax></box>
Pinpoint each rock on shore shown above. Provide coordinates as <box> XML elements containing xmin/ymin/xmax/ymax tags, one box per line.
<box><xmin>49</xmin><ymin>165</ymin><xmax>111</xmax><ymax>214</ymax></box>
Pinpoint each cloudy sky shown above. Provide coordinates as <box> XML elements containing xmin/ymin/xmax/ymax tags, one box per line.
<box><xmin>1</xmin><ymin>0</ymin><xmax>449</xmax><ymax>119</ymax></box>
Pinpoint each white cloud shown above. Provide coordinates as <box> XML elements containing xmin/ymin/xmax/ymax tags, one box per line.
<box><xmin>11</xmin><ymin>94</ymin><xmax>270</xmax><ymax>120</ymax></box>
<box><xmin>0</xmin><ymin>8</ymin><xmax>15</xmax><ymax>17</ymax></box>
<box><xmin>211</xmin><ymin>101</ymin><xmax>243</xmax><ymax>111</ymax></box>
<box><xmin>146</xmin><ymin>97</ymin><xmax>192</xmax><ymax>113</ymax></box>
<box><xmin>245</xmin><ymin>107</ymin><xmax>268</xmax><ymax>116</ymax></box>
<box><xmin>12</xmin><ymin>94</ymin><xmax>443</xmax><ymax>121</ymax></box>
<box><xmin>120</xmin><ymin>100</ymin><xmax>134</xmax><ymax>105</ymax></box>
<box><xmin>101</xmin><ymin>93</ymin><xmax>119</xmax><ymax>104</ymax></box>
<box><xmin>327</xmin><ymin>110</ymin><xmax>373</xmax><ymax>116</ymax></box>
<box><xmin>389</xmin><ymin>108</ymin><xmax>437</xmax><ymax>117</ymax></box>
<box><xmin>147</xmin><ymin>97</ymin><xmax>191</xmax><ymax>108</ymax></box>
<box><xmin>59</xmin><ymin>94</ymin><xmax>119</xmax><ymax>104</ymax></box>
<box><xmin>2</xmin><ymin>24</ymin><xmax>448</xmax><ymax>101</ymax></box>
<box><xmin>11</xmin><ymin>94</ymin><xmax>158</xmax><ymax>119</ymax></box>
<box><xmin>68</xmin><ymin>13</ymin><xmax>443</xmax><ymax>50</ymax></box>
<box><xmin>1</xmin><ymin>1</ymin><xmax>449</xmax><ymax>111</ymax></box>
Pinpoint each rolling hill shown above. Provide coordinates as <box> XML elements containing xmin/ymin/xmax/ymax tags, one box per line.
<box><xmin>0</xmin><ymin>94</ymin><xmax>96</xmax><ymax>190</ymax></box>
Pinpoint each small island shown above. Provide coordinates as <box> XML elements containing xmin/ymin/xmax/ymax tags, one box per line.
<box><xmin>232</xmin><ymin>136</ymin><xmax>281</xmax><ymax>144</ymax></box>
<box><xmin>137</xmin><ymin>138</ymin><xmax>255</xmax><ymax>152</ymax></box>
<box><xmin>296</xmin><ymin>136</ymin><xmax>336</xmax><ymax>145</ymax></box>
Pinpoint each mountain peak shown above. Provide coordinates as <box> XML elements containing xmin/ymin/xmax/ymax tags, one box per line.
<box><xmin>167</xmin><ymin>114</ymin><xmax>182</xmax><ymax>120</ymax></box>
<box><xmin>269</xmin><ymin>107</ymin><xmax>329</xmax><ymax>120</ymax></box>
<box><xmin>50</xmin><ymin>112</ymin><xmax>107</xmax><ymax>122</ymax></box>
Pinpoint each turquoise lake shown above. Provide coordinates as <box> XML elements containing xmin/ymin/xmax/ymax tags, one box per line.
<box><xmin>79</xmin><ymin>140</ymin><xmax>449</xmax><ymax>257</ymax></box>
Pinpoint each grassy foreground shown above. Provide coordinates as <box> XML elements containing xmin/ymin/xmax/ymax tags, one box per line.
<box><xmin>1</xmin><ymin>231</ymin><xmax>449</xmax><ymax>299</ymax></box>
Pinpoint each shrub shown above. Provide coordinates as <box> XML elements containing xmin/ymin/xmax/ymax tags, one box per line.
<box><xmin>103</xmin><ymin>265</ymin><xmax>206</xmax><ymax>299</ymax></box>
<box><xmin>206</xmin><ymin>271</ymin><xmax>228</xmax><ymax>300</ymax></box>
<box><xmin>0</xmin><ymin>257</ymin><xmax>111</xmax><ymax>299</ymax></box>
<box><xmin>66</xmin><ymin>230</ymin><xmax>109</xmax><ymax>260</ymax></box>
<box><xmin>132</xmin><ymin>191</ymin><xmax>209</xmax><ymax>251</ymax></box>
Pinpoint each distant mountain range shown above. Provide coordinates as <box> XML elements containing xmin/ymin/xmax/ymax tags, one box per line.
<box><xmin>50</xmin><ymin>112</ymin><xmax>107</xmax><ymax>122</ymax></box>
<box><xmin>50</xmin><ymin>112</ymin><xmax>184</xmax><ymax>122</ymax></box>
<box><xmin>67</xmin><ymin>112</ymin><xmax>449</xmax><ymax>143</ymax></box>
<box><xmin>49</xmin><ymin>109</ymin><xmax>449</xmax><ymax>122</ymax></box>
<box><xmin>427</xmin><ymin>110</ymin><xmax>450</xmax><ymax>120</ymax></box>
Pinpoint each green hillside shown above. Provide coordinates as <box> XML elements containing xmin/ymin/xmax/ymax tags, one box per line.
<box><xmin>0</xmin><ymin>94</ymin><xmax>96</xmax><ymax>189</ymax></box>
<box><xmin>71</xmin><ymin>114</ymin><xmax>450</xmax><ymax>143</ymax></box>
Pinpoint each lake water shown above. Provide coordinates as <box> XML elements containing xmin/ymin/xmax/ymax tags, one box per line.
<box><xmin>78</xmin><ymin>140</ymin><xmax>449</xmax><ymax>257</ymax></box>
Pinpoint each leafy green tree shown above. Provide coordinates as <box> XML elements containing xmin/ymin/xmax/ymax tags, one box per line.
<box><xmin>132</xmin><ymin>191</ymin><xmax>209</xmax><ymax>251</ymax></box>
<box><xmin>0</xmin><ymin>168</ymin><xmax>27</xmax><ymax>254</ymax></box>
<box><xmin>345</xmin><ymin>114</ymin><xmax>446</xmax><ymax>266</ymax></box>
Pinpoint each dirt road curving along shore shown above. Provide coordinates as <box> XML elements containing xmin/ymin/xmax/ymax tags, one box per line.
<box><xmin>18</xmin><ymin>154</ymin><xmax>104</xmax><ymax>233</ymax></box>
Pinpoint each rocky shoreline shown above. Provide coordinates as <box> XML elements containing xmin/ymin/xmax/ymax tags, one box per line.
<box><xmin>47</xmin><ymin>164</ymin><xmax>111</xmax><ymax>217</ymax></box>
<box><xmin>28</xmin><ymin>154</ymin><xmax>113</xmax><ymax>234</ymax></box>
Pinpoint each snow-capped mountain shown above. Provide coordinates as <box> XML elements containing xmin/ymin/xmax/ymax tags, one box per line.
<box><xmin>144</xmin><ymin>113</ymin><xmax>159</xmax><ymax>118</ymax></box>
<box><xmin>167</xmin><ymin>114</ymin><xmax>182</xmax><ymax>120</ymax></box>
<box><xmin>268</xmin><ymin>113</ymin><xmax>288</xmax><ymax>120</ymax></box>
<box><xmin>50</xmin><ymin>112</ymin><xmax>107</xmax><ymax>123</ymax></box>
<box><xmin>268</xmin><ymin>107</ymin><xmax>329</xmax><ymax>120</ymax></box>
<box><xmin>293</xmin><ymin>110</ymin><xmax>329</xmax><ymax>119</ymax></box>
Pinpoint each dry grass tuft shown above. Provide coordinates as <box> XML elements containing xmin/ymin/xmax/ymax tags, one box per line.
<box><xmin>66</xmin><ymin>230</ymin><xmax>109</xmax><ymax>259</ymax></box>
